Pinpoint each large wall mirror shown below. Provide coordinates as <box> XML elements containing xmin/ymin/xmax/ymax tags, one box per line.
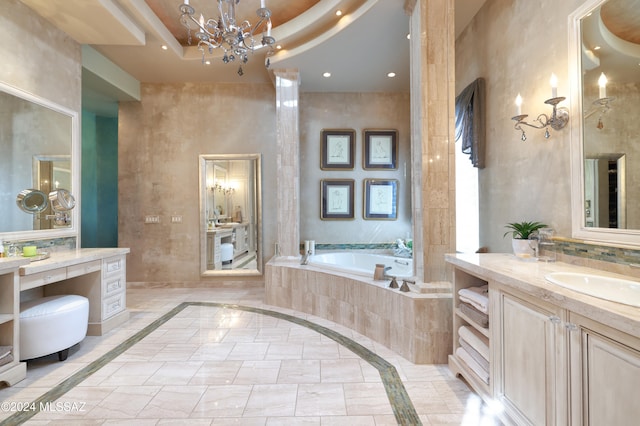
<box><xmin>0</xmin><ymin>81</ymin><xmax>79</xmax><ymax>241</ymax></box>
<box><xmin>199</xmin><ymin>154</ymin><xmax>262</xmax><ymax>276</ymax></box>
<box><xmin>569</xmin><ymin>0</ymin><xmax>640</xmax><ymax>246</ymax></box>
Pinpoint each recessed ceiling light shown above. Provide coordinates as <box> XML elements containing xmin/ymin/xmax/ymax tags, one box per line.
<box><xmin>387</xmin><ymin>72</ymin><xmax>396</xmax><ymax>78</ymax></box>
<box><xmin>594</xmin><ymin>45</ymin><xmax>601</xmax><ymax>50</ymax></box>
<box><xmin>276</xmin><ymin>44</ymin><xmax>282</xmax><ymax>50</ymax></box>
<box><xmin>335</xmin><ymin>10</ymin><xmax>343</xmax><ymax>16</ymax></box>
<box><xmin>323</xmin><ymin>72</ymin><xmax>331</xmax><ymax>78</ymax></box>
<box><xmin>161</xmin><ymin>45</ymin><xmax>168</xmax><ymax>50</ymax></box>
<box><xmin>205</xmin><ymin>60</ymin><xmax>211</xmax><ymax>65</ymax></box>
<box><xmin>406</xmin><ymin>33</ymin><xmax>410</xmax><ymax>40</ymax></box>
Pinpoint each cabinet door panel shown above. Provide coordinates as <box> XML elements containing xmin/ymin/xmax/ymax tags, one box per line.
<box><xmin>499</xmin><ymin>292</ymin><xmax>558</xmax><ymax>426</ymax></box>
<box><xmin>582</xmin><ymin>331</ymin><xmax>640</xmax><ymax>426</ymax></box>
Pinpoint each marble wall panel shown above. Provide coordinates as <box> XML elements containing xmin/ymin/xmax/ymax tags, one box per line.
<box><xmin>1</xmin><ymin>0</ymin><xmax>81</xmax><ymax>113</ymax></box>
<box><xmin>456</xmin><ymin>0</ymin><xmax>581</xmax><ymax>252</ymax></box>
<box><xmin>119</xmin><ymin>82</ymin><xmax>277</xmax><ymax>283</ymax></box>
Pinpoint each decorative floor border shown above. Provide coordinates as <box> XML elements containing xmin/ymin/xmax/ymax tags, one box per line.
<box><xmin>1</xmin><ymin>302</ymin><xmax>421</xmax><ymax>426</ymax></box>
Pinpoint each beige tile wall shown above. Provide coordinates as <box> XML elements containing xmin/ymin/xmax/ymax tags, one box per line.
<box><xmin>265</xmin><ymin>259</ymin><xmax>452</xmax><ymax>364</ymax></box>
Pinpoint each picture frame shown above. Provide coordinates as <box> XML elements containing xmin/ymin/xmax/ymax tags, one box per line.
<box><xmin>363</xmin><ymin>179</ymin><xmax>398</xmax><ymax>220</ymax></box>
<box><xmin>321</xmin><ymin>179</ymin><xmax>355</xmax><ymax>220</ymax></box>
<box><xmin>363</xmin><ymin>129</ymin><xmax>398</xmax><ymax>170</ymax></box>
<box><xmin>321</xmin><ymin>129</ymin><xmax>356</xmax><ymax>170</ymax></box>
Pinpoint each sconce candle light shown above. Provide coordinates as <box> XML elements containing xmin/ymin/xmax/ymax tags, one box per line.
<box><xmin>511</xmin><ymin>74</ymin><xmax>570</xmax><ymax>141</ymax></box>
<box><xmin>584</xmin><ymin>72</ymin><xmax>615</xmax><ymax>130</ymax></box>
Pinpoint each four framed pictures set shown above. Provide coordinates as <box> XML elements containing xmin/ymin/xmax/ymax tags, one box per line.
<box><xmin>320</xmin><ymin>129</ymin><xmax>399</xmax><ymax>221</ymax></box>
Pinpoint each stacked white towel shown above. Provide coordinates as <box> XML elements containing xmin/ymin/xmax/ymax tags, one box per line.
<box><xmin>456</xmin><ymin>347</ymin><xmax>489</xmax><ymax>384</ymax></box>
<box><xmin>458</xmin><ymin>325</ymin><xmax>489</xmax><ymax>383</ymax></box>
<box><xmin>458</xmin><ymin>285</ymin><xmax>489</xmax><ymax>314</ymax></box>
<box><xmin>0</xmin><ymin>346</ymin><xmax>13</xmax><ymax>367</ymax></box>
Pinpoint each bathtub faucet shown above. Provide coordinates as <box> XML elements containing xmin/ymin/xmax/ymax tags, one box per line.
<box><xmin>300</xmin><ymin>250</ymin><xmax>311</xmax><ymax>265</ymax></box>
<box><xmin>394</xmin><ymin>239</ymin><xmax>412</xmax><ymax>258</ymax></box>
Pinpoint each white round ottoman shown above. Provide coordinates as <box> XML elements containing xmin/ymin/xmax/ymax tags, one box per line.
<box><xmin>20</xmin><ymin>295</ymin><xmax>89</xmax><ymax>361</ymax></box>
<box><xmin>221</xmin><ymin>243</ymin><xmax>234</xmax><ymax>264</ymax></box>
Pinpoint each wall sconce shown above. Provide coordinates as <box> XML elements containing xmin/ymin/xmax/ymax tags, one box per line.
<box><xmin>511</xmin><ymin>74</ymin><xmax>570</xmax><ymax>141</ymax></box>
<box><xmin>584</xmin><ymin>72</ymin><xmax>615</xmax><ymax>129</ymax></box>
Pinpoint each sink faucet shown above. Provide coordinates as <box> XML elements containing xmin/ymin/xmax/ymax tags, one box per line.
<box><xmin>300</xmin><ymin>250</ymin><xmax>311</xmax><ymax>265</ymax></box>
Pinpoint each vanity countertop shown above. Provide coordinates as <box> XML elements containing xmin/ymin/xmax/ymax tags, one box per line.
<box><xmin>0</xmin><ymin>257</ymin><xmax>31</xmax><ymax>272</ymax></box>
<box><xmin>445</xmin><ymin>253</ymin><xmax>640</xmax><ymax>338</ymax></box>
<box><xmin>19</xmin><ymin>247</ymin><xmax>130</xmax><ymax>275</ymax></box>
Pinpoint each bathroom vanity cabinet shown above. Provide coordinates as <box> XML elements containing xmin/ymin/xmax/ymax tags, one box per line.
<box><xmin>568</xmin><ymin>312</ymin><xmax>640</xmax><ymax>426</ymax></box>
<box><xmin>19</xmin><ymin>248</ymin><xmax>130</xmax><ymax>336</ymax></box>
<box><xmin>0</xmin><ymin>258</ymin><xmax>30</xmax><ymax>386</ymax></box>
<box><xmin>492</xmin><ymin>283</ymin><xmax>567</xmax><ymax>425</ymax></box>
<box><xmin>206</xmin><ymin>223</ymin><xmax>249</xmax><ymax>269</ymax></box>
<box><xmin>446</xmin><ymin>253</ymin><xmax>640</xmax><ymax>426</ymax></box>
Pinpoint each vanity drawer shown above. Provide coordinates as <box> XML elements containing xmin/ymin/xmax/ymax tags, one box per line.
<box><xmin>67</xmin><ymin>260</ymin><xmax>101</xmax><ymax>279</ymax></box>
<box><xmin>102</xmin><ymin>292</ymin><xmax>125</xmax><ymax>320</ymax></box>
<box><xmin>20</xmin><ymin>268</ymin><xmax>67</xmax><ymax>291</ymax></box>
<box><xmin>103</xmin><ymin>256</ymin><xmax>125</xmax><ymax>277</ymax></box>
<box><xmin>102</xmin><ymin>274</ymin><xmax>125</xmax><ymax>298</ymax></box>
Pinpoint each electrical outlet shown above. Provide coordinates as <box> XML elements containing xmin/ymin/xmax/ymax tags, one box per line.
<box><xmin>144</xmin><ymin>215</ymin><xmax>160</xmax><ymax>223</ymax></box>
<box><xmin>171</xmin><ymin>215</ymin><xmax>183</xmax><ymax>223</ymax></box>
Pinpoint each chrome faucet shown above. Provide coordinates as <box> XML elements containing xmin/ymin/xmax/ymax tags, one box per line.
<box><xmin>383</xmin><ymin>266</ymin><xmax>392</xmax><ymax>278</ymax></box>
<box><xmin>300</xmin><ymin>250</ymin><xmax>311</xmax><ymax>265</ymax></box>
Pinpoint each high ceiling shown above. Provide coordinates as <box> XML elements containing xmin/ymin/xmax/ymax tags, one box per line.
<box><xmin>19</xmin><ymin>0</ymin><xmax>487</xmax><ymax>112</ymax></box>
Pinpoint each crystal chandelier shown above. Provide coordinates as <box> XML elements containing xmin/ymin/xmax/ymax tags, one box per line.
<box><xmin>179</xmin><ymin>0</ymin><xmax>276</xmax><ymax>76</ymax></box>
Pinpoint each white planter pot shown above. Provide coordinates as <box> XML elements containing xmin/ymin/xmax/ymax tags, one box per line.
<box><xmin>512</xmin><ymin>238</ymin><xmax>538</xmax><ymax>258</ymax></box>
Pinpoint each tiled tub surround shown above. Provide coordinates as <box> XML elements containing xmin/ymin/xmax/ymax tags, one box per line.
<box><xmin>265</xmin><ymin>257</ymin><xmax>453</xmax><ymax>364</ymax></box>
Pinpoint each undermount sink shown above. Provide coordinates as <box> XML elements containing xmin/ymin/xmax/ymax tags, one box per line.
<box><xmin>545</xmin><ymin>272</ymin><xmax>640</xmax><ymax>307</ymax></box>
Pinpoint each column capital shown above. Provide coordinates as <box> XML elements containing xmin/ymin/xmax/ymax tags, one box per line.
<box><xmin>272</xmin><ymin>68</ymin><xmax>301</xmax><ymax>83</ymax></box>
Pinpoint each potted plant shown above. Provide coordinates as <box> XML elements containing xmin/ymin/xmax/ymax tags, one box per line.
<box><xmin>503</xmin><ymin>221</ymin><xmax>548</xmax><ymax>258</ymax></box>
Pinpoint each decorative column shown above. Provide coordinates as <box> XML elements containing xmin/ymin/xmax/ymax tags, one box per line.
<box><xmin>273</xmin><ymin>69</ymin><xmax>301</xmax><ymax>258</ymax></box>
<box><xmin>406</xmin><ymin>0</ymin><xmax>456</xmax><ymax>284</ymax></box>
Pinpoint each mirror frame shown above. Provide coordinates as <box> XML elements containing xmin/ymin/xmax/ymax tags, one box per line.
<box><xmin>568</xmin><ymin>0</ymin><xmax>640</xmax><ymax>247</ymax></box>
<box><xmin>199</xmin><ymin>153</ymin><xmax>262</xmax><ymax>277</ymax></box>
<box><xmin>0</xmin><ymin>81</ymin><xmax>80</xmax><ymax>241</ymax></box>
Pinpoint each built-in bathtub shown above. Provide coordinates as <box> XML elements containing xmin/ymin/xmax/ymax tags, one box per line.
<box><xmin>265</xmin><ymin>255</ymin><xmax>453</xmax><ymax>364</ymax></box>
<box><xmin>309</xmin><ymin>251</ymin><xmax>413</xmax><ymax>279</ymax></box>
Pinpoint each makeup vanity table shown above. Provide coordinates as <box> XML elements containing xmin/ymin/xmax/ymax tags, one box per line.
<box><xmin>0</xmin><ymin>248</ymin><xmax>130</xmax><ymax>386</ymax></box>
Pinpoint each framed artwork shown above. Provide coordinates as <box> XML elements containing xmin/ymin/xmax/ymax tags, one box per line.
<box><xmin>363</xmin><ymin>179</ymin><xmax>398</xmax><ymax>220</ymax></box>
<box><xmin>321</xmin><ymin>179</ymin><xmax>355</xmax><ymax>220</ymax></box>
<box><xmin>363</xmin><ymin>129</ymin><xmax>398</xmax><ymax>170</ymax></box>
<box><xmin>321</xmin><ymin>129</ymin><xmax>356</xmax><ymax>170</ymax></box>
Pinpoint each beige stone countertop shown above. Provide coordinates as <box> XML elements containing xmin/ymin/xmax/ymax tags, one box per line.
<box><xmin>0</xmin><ymin>257</ymin><xmax>31</xmax><ymax>272</ymax></box>
<box><xmin>19</xmin><ymin>248</ymin><xmax>130</xmax><ymax>275</ymax></box>
<box><xmin>206</xmin><ymin>228</ymin><xmax>234</xmax><ymax>234</ymax></box>
<box><xmin>207</xmin><ymin>223</ymin><xmax>248</xmax><ymax>231</ymax></box>
<box><xmin>445</xmin><ymin>253</ymin><xmax>640</xmax><ymax>338</ymax></box>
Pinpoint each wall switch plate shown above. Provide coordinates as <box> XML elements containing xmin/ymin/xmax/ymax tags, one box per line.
<box><xmin>144</xmin><ymin>215</ymin><xmax>160</xmax><ymax>223</ymax></box>
<box><xmin>171</xmin><ymin>215</ymin><xmax>183</xmax><ymax>223</ymax></box>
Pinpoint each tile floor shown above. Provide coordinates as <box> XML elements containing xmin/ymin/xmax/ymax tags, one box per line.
<box><xmin>0</xmin><ymin>287</ymin><xmax>502</xmax><ymax>425</ymax></box>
